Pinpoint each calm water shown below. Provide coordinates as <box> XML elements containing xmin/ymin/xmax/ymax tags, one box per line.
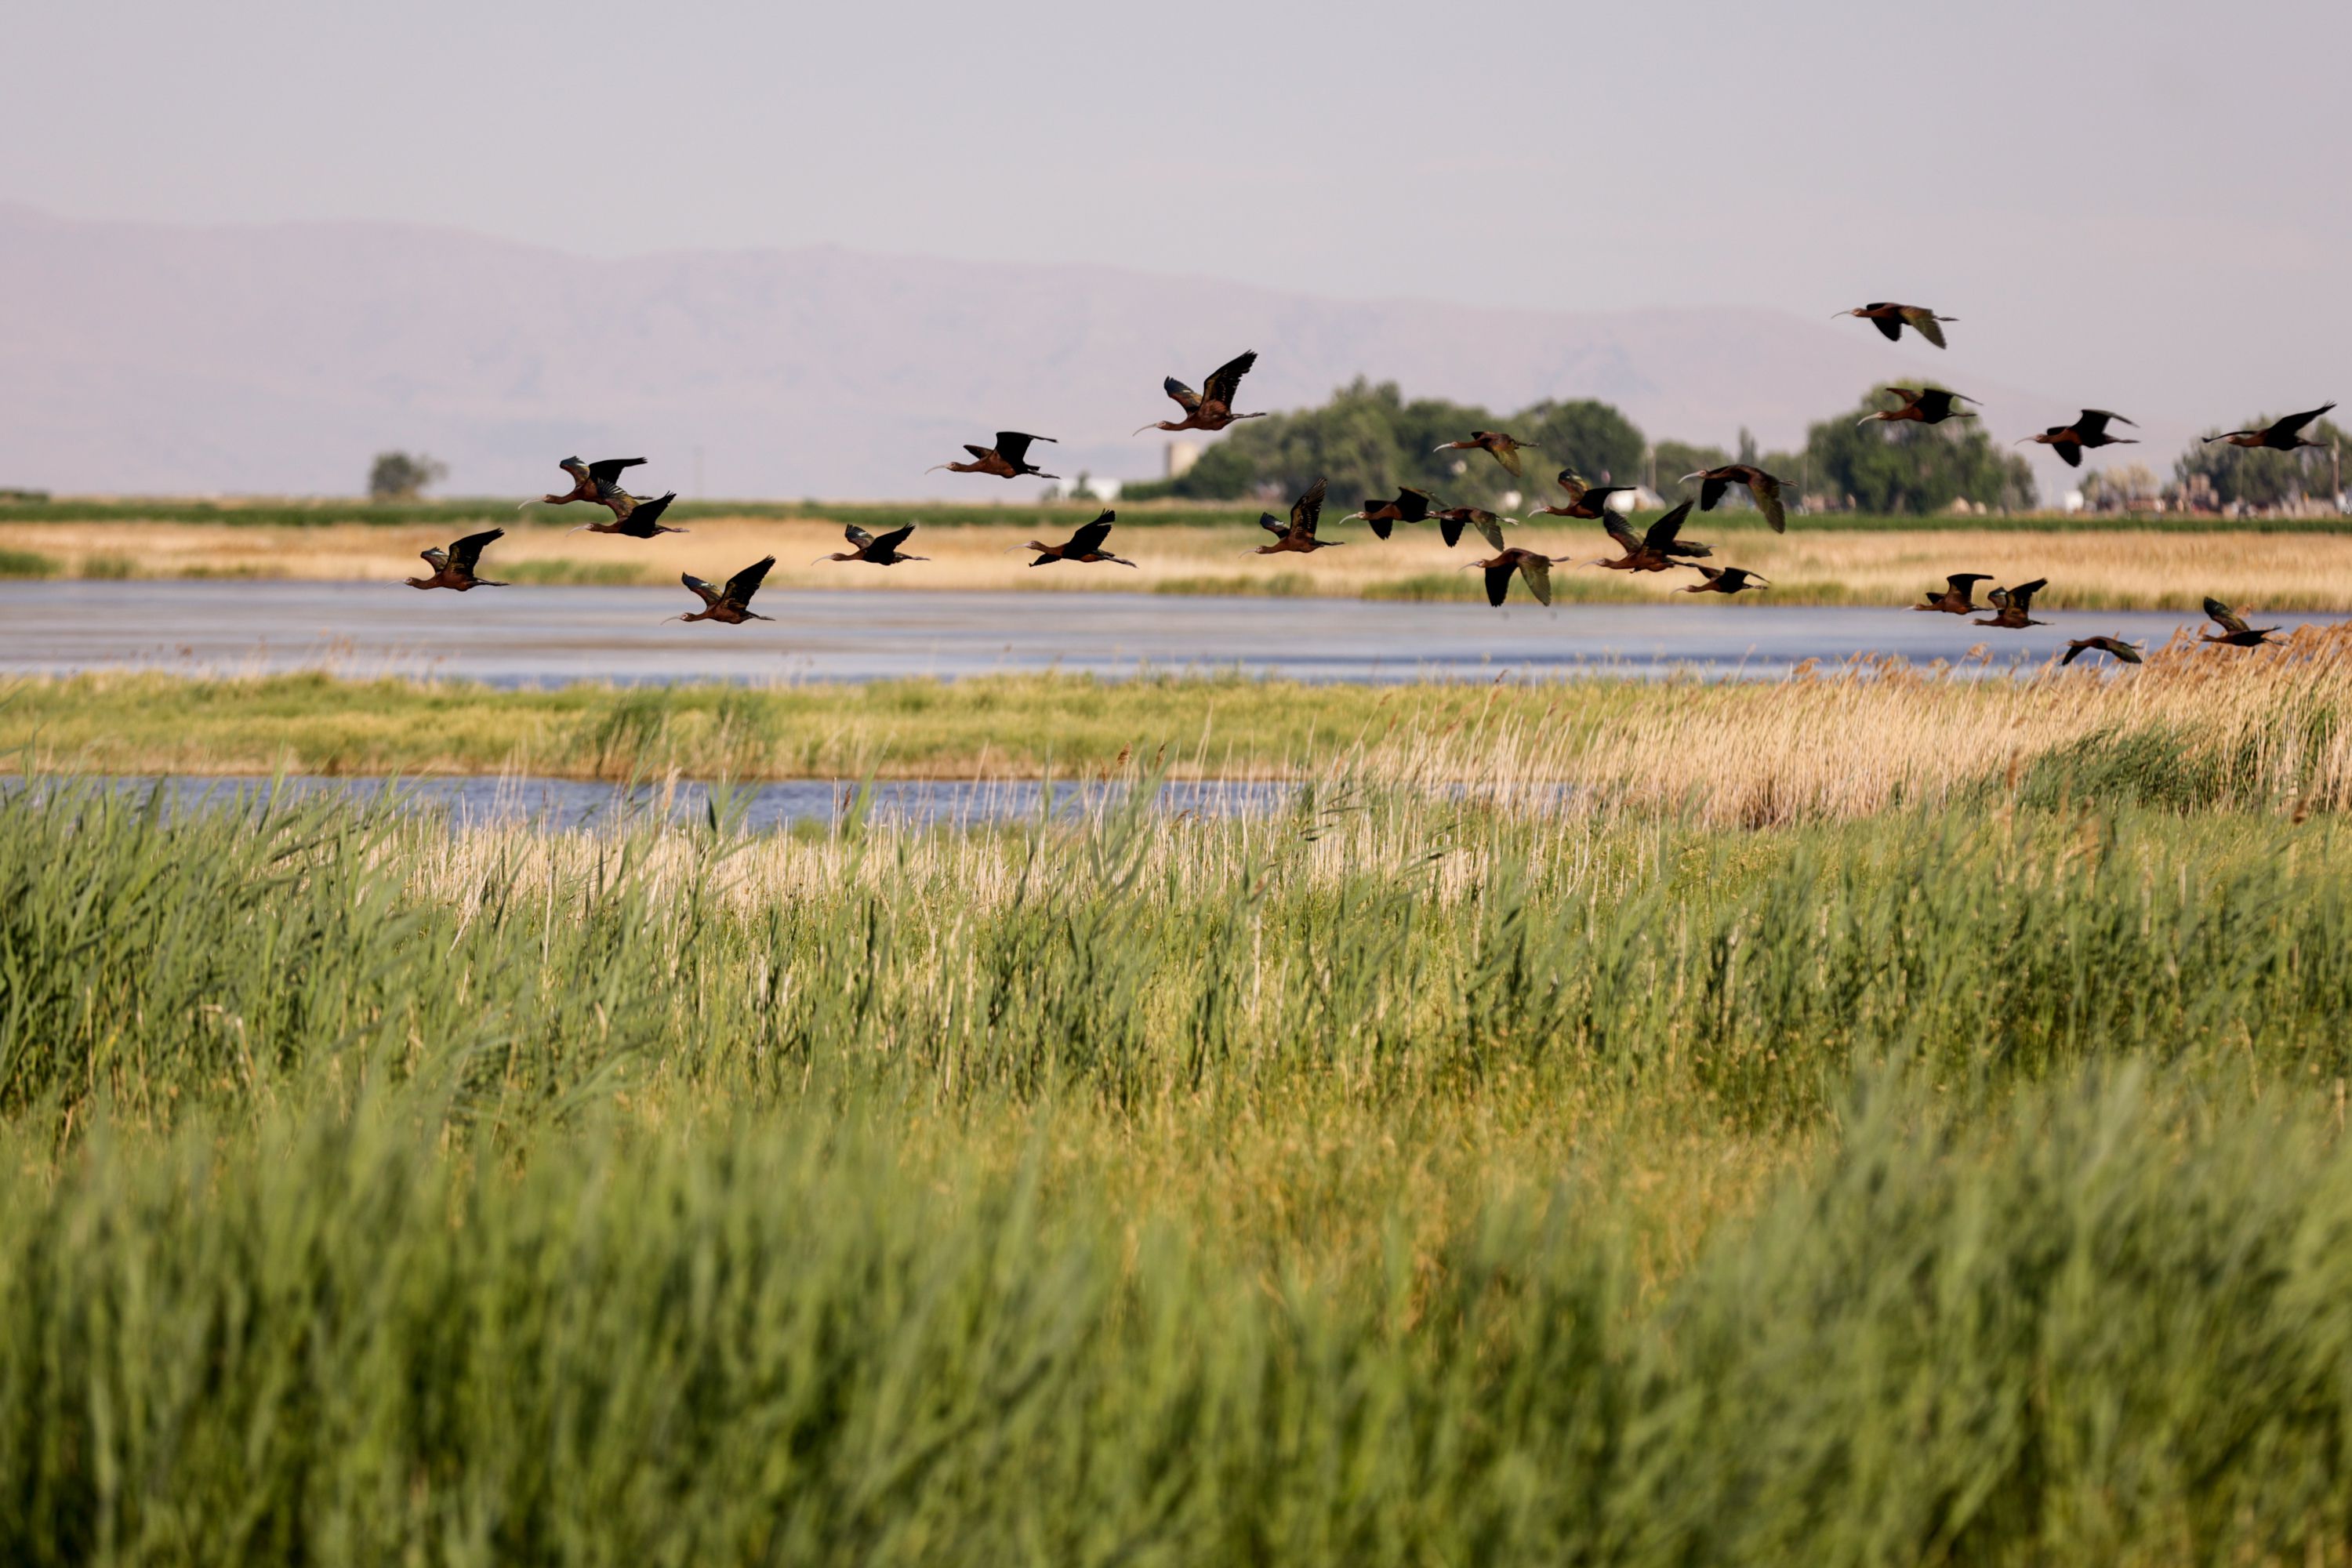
<box><xmin>7</xmin><ymin>580</ymin><xmax>2339</xmax><ymax>684</ymax></box>
<box><xmin>22</xmin><ymin>775</ymin><xmax>1303</xmax><ymax>830</ymax></box>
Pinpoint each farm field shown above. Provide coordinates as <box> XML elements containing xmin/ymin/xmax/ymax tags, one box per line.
<box><xmin>7</xmin><ymin>496</ymin><xmax>2352</xmax><ymax>609</ymax></box>
<box><xmin>9</xmin><ymin>632</ymin><xmax>2352</xmax><ymax>1560</ymax></box>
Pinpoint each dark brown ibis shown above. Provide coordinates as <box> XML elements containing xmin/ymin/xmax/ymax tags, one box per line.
<box><xmin>1433</xmin><ymin>430</ymin><xmax>1536</xmax><ymax>477</ymax></box>
<box><xmin>1836</xmin><ymin>303</ymin><xmax>1957</xmax><ymax>349</ymax></box>
<box><xmin>1973</xmin><ymin>579</ymin><xmax>2048</xmax><ymax>630</ymax></box>
<box><xmin>1252</xmin><ymin>479</ymin><xmax>1340</xmax><ymax>554</ymax></box>
<box><xmin>1345</xmin><ymin>487</ymin><xmax>1443</xmax><ymax>540</ymax></box>
<box><xmin>529</xmin><ymin>456</ymin><xmax>655</xmax><ymax>519</ymax></box>
<box><xmin>2204</xmin><ymin>403</ymin><xmax>2336</xmax><ymax>452</ymax></box>
<box><xmin>2061</xmin><ymin>636</ymin><xmax>2143</xmax><ymax>666</ymax></box>
<box><xmin>672</xmin><ymin>557</ymin><xmax>776</xmax><ymax>624</ymax></box>
<box><xmin>1429</xmin><ymin>506</ymin><xmax>1509</xmax><ymax>550</ymax></box>
<box><xmin>1915</xmin><ymin>573</ymin><xmax>1992</xmax><ymax>615</ymax></box>
<box><xmin>1676</xmin><ymin>565</ymin><xmax>1769</xmax><ymax>596</ymax></box>
<box><xmin>2020</xmin><ymin>410</ymin><xmax>2138</xmax><ymax>468</ymax></box>
<box><xmin>815</xmin><ymin>523</ymin><xmax>927</xmax><ymax>567</ymax></box>
<box><xmin>2200</xmin><ymin>597</ymin><xmax>2282</xmax><ymax>647</ymax></box>
<box><xmin>1134</xmin><ymin>351</ymin><xmax>1266</xmax><ymax>435</ymax></box>
<box><xmin>929</xmin><ymin>432</ymin><xmax>1059</xmax><ymax>480</ymax></box>
<box><xmin>1463</xmin><ymin>548</ymin><xmax>1555</xmax><ymax>607</ymax></box>
<box><xmin>1683</xmin><ymin>463</ymin><xmax>1793</xmax><ymax>533</ymax></box>
<box><xmin>1524</xmin><ymin>471</ymin><xmax>1635</xmax><ymax>521</ymax></box>
<box><xmin>1021</xmin><ymin>510</ymin><xmax>1134</xmax><ymax>568</ymax></box>
<box><xmin>1860</xmin><ymin>387</ymin><xmax>1978</xmax><ymax>427</ymax></box>
<box><xmin>1588</xmin><ymin>500</ymin><xmax>1710</xmax><ymax>573</ymax></box>
<box><xmin>568</xmin><ymin>490</ymin><xmax>685</xmax><ymax>538</ymax></box>
<box><xmin>405</xmin><ymin>528</ymin><xmax>508</xmax><ymax>591</ymax></box>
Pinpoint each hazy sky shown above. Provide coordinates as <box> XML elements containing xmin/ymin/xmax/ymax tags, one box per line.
<box><xmin>9</xmin><ymin>0</ymin><xmax>2347</xmax><ymax>421</ymax></box>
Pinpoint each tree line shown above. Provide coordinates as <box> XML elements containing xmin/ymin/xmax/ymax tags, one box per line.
<box><xmin>1124</xmin><ymin>382</ymin><xmax>2344</xmax><ymax>516</ymax></box>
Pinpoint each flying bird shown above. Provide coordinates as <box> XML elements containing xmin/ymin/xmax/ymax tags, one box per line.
<box><xmin>2200</xmin><ymin>597</ymin><xmax>2282</xmax><ymax>647</ymax></box>
<box><xmin>1973</xmin><ymin>579</ymin><xmax>2048</xmax><ymax>630</ymax></box>
<box><xmin>1861</xmin><ymin>387</ymin><xmax>1977</xmax><ymax>427</ymax></box>
<box><xmin>1253</xmin><ymin>479</ymin><xmax>1341</xmax><ymax>554</ymax></box>
<box><xmin>1345</xmin><ymin>487</ymin><xmax>1443</xmax><ymax>540</ymax></box>
<box><xmin>1429</xmin><ymin>506</ymin><xmax>1510</xmax><ymax>550</ymax></box>
<box><xmin>1915</xmin><ymin>573</ymin><xmax>1993</xmax><ymax>615</ymax></box>
<box><xmin>1524</xmin><ymin>472</ymin><xmax>1635</xmax><ymax>521</ymax></box>
<box><xmin>405</xmin><ymin>528</ymin><xmax>508</xmax><ymax>591</ymax></box>
<box><xmin>2204</xmin><ymin>404</ymin><xmax>2336</xmax><ymax>452</ymax></box>
<box><xmin>1676</xmin><ymin>565</ymin><xmax>1770</xmax><ymax>596</ymax></box>
<box><xmin>2019</xmin><ymin>410</ymin><xmax>2139</xmax><ymax>468</ymax></box>
<box><xmin>568</xmin><ymin>491</ymin><xmax>685</xmax><ymax>538</ymax></box>
<box><xmin>814</xmin><ymin>523</ymin><xmax>927</xmax><ymax>566</ymax></box>
<box><xmin>1836</xmin><ymin>303</ymin><xmax>1957</xmax><ymax>349</ymax></box>
<box><xmin>1683</xmin><ymin>463</ymin><xmax>1794</xmax><ymax>533</ymax></box>
<box><xmin>528</xmin><ymin>456</ymin><xmax>654</xmax><ymax>518</ymax></box>
<box><xmin>2061</xmin><ymin>636</ymin><xmax>2143</xmax><ymax>666</ymax></box>
<box><xmin>1021</xmin><ymin>510</ymin><xmax>1135</xmax><ymax>567</ymax></box>
<box><xmin>1465</xmin><ymin>548</ymin><xmax>1555</xmax><ymax>607</ymax></box>
<box><xmin>673</xmin><ymin>557</ymin><xmax>776</xmax><ymax>624</ymax></box>
<box><xmin>1589</xmin><ymin>500</ymin><xmax>1710</xmax><ymax>573</ymax></box>
<box><xmin>1134</xmin><ymin>351</ymin><xmax>1267</xmax><ymax>434</ymax></box>
<box><xmin>1433</xmin><ymin>430</ymin><xmax>1535</xmax><ymax>477</ymax></box>
<box><xmin>929</xmin><ymin>432</ymin><xmax>1059</xmax><ymax>480</ymax></box>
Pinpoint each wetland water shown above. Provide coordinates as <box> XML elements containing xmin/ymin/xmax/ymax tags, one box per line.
<box><xmin>5</xmin><ymin>580</ymin><xmax>2345</xmax><ymax>684</ymax></box>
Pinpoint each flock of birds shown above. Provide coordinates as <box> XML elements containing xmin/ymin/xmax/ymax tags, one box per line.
<box><xmin>399</xmin><ymin>321</ymin><xmax>2337</xmax><ymax>664</ymax></box>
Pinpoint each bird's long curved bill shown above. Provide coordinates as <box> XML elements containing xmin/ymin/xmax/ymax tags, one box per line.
<box><xmin>568</xmin><ymin>524</ymin><xmax>593</xmax><ymax>532</ymax></box>
<box><xmin>1131</xmin><ymin>423</ymin><xmax>1162</xmax><ymax>437</ymax></box>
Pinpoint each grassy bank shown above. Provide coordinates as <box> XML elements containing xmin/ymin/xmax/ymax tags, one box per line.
<box><xmin>6</xmin><ymin>753</ymin><xmax>2352</xmax><ymax>1559</ymax></box>
<box><xmin>9</xmin><ymin>622</ymin><xmax>2352</xmax><ymax>822</ymax></box>
<box><xmin>9</xmin><ymin>499</ymin><xmax>2352</xmax><ymax>608</ymax></box>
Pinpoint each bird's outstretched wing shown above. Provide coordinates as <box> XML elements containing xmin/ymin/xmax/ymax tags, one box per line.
<box><xmin>559</xmin><ymin>458</ymin><xmax>590</xmax><ymax>482</ymax></box>
<box><xmin>1947</xmin><ymin>573</ymin><xmax>1991</xmax><ymax>594</ymax></box>
<box><xmin>1488</xmin><ymin>437</ymin><xmax>1525</xmax><ymax>477</ymax></box>
<box><xmin>2076</xmin><ymin>409</ymin><xmax>2135</xmax><ymax>440</ymax></box>
<box><xmin>1871</xmin><ymin>314</ymin><xmax>1904</xmax><ymax>342</ymax></box>
<box><xmin>1644</xmin><ymin>499</ymin><xmax>1695</xmax><ymax>551</ymax></box>
<box><xmin>1751</xmin><ymin>472</ymin><xmax>1788</xmax><ymax>533</ymax></box>
<box><xmin>1584</xmin><ymin>486</ymin><xmax>1632</xmax><ymax>517</ymax></box>
<box><xmin>2053</xmin><ymin>442</ymin><xmax>2083</xmax><ymax>467</ymax></box>
<box><xmin>2060</xmin><ymin>641</ymin><xmax>2090</xmax><ymax>666</ymax></box>
<box><xmin>962</xmin><ymin>445</ymin><xmax>992</xmax><ymax>462</ymax></box>
<box><xmin>1898</xmin><ymin>307</ymin><xmax>1949</xmax><ymax>348</ymax></box>
<box><xmin>1516</xmin><ymin>555</ymin><xmax>1553</xmax><ymax>606</ymax></box>
<box><xmin>2204</xmin><ymin>597</ymin><xmax>2250</xmax><ymax>635</ymax></box>
<box><xmin>995</xmin><ymin>432</ymin><xmax>1052</xmax><ymax>466</ymax></box>
<box><xmin>1396</xmin><ymin>487</ymin><xmax>1438</xmax><ymax>522</ymax></box>
<box><xmin>1603</xmin><ymin>515</ymin><xmax>1644</xmax><ymax>554</ymax></box>
<box><xmin>682</xmin><ymin>573</ymin><xmax>721</xmax><ymax>607</ymax></box>
<box><xmin>419</xmin><ymin>546</ymin><xmax>450</xmax><ymax>570</ymax></box>
<box><xmin>1258</xmin><ymin>511</ymin><xmax>1287</xmax><ymax>537</ymax></box>
<box><xmin>844</xmin><ymin>524</ymin><xmax>877</xmax><ymax>550</ymax></box>
<box><xmin>1163</xmin><ymin>378</ymin><xmax>1203</xmax><ymax>414</ymax></box>
<box><xmin>1465</xmin><ymin>510</ymin><xmax>1506</xmax><ymax>552</ymax></box>
<box><xmin>873</xmin><ymin>525</ymin><xmax>916</xmax><ymax>554</ymax></box>
<box><xmin>1291</xmin><ymin>477</ymin><xmax>1327</xmax><ymax>536</ymax></box>
<box><xmin>1437</xmin><ymin>511</ymin><xmax>1465</xmax><ymax>549</ymax></box>
<box><xmin>620</xmin><ymin>493</ymin><xmax>678</xmax><ymax>536</ymax></box>
<box><xmin>1696</xmin><ymin>473</ymin><xmax>1730</xmax><ymax>512</ymax></box>
<box><xmin>1482</xmin><ymin>560</ymin><xmax>1516</xmax><ymax>607</ymax></box>
<box><xmin>724</xmin><ymin>557</ymin><xmax>776</xmax><ymax>606</ymax></box>
<box><xmin>1553</xmin><ymin>469</ymin><xmax>1588</xmax><ymax>501</ymax></box>
<box><xmin>1201</xmin><ymin>350</ymin><xmax>1258</xmax><ymax>412</ymax></box>
<box><xmin>1069</xmin><ymin>513</ymin><xmax>1116</xmax><ymax>556</ymax></box>
<box><xmin>588</xmin><ymin>458</ymin><xmax>646</xmax><ymax>485</ymax></box>
<box><xmin>448</xmin><ymin>528</ymin><xmax>503</xmax><ymax>572</ymax></box>
<box><xmin>2267</xmin><ymin>404</ymin><xmax>2336</xmax><ymax>442</ymax></box>
<box><xmin>2009</xmin><ymin>578</ymin><xmax>2048</xmax><ymax>612</ymax></box>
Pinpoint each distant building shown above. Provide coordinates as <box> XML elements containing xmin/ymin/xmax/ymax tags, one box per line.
<box><xmin>1165</xmin><ymin>441</ymin><xmax>1201</xmax><ymax>480</ymax></box>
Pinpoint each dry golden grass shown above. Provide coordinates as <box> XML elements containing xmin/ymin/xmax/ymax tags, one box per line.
<box><xmin>11</xmin><ymin>510</ymin><xmax>2352</xmax><ymax>608</ymax></box>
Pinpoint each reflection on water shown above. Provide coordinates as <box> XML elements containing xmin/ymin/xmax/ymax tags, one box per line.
<box><xmin>20</xmin><ymin>775</ymin><xmax>1306</xmax><ymax>832</ymax></box>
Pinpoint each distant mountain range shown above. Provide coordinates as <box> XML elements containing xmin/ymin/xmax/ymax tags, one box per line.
<box><xmin>1</xmin><ymin>202</ymin><xmax>2151</xmax><ymax>500</ymax></box>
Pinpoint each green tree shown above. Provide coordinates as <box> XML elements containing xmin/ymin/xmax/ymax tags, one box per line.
<box><xmin>1805</xmin><ymin>389</ymin><xmax>2036</xmax><ymax>514</ymax></box>
<box><xmin>1517</xmin><ymin>400</ymin><xmax>1646</xmax><ymax>490</ymax></box>
<box><xmin>2170</xmin><ymin>416</ymin><xmax>2349</xmax><ymax>510</ymax></box>
<box><xmin>368</xmin><ymin>451</ymin><xmax>447</xmax><ymax>501</ymax></box>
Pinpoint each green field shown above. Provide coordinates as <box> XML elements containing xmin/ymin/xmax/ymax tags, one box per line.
<box><xmin>7</xmin><ymin>648</ymin><xmax>2352</xmax><ymax>1561</ymax></box>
